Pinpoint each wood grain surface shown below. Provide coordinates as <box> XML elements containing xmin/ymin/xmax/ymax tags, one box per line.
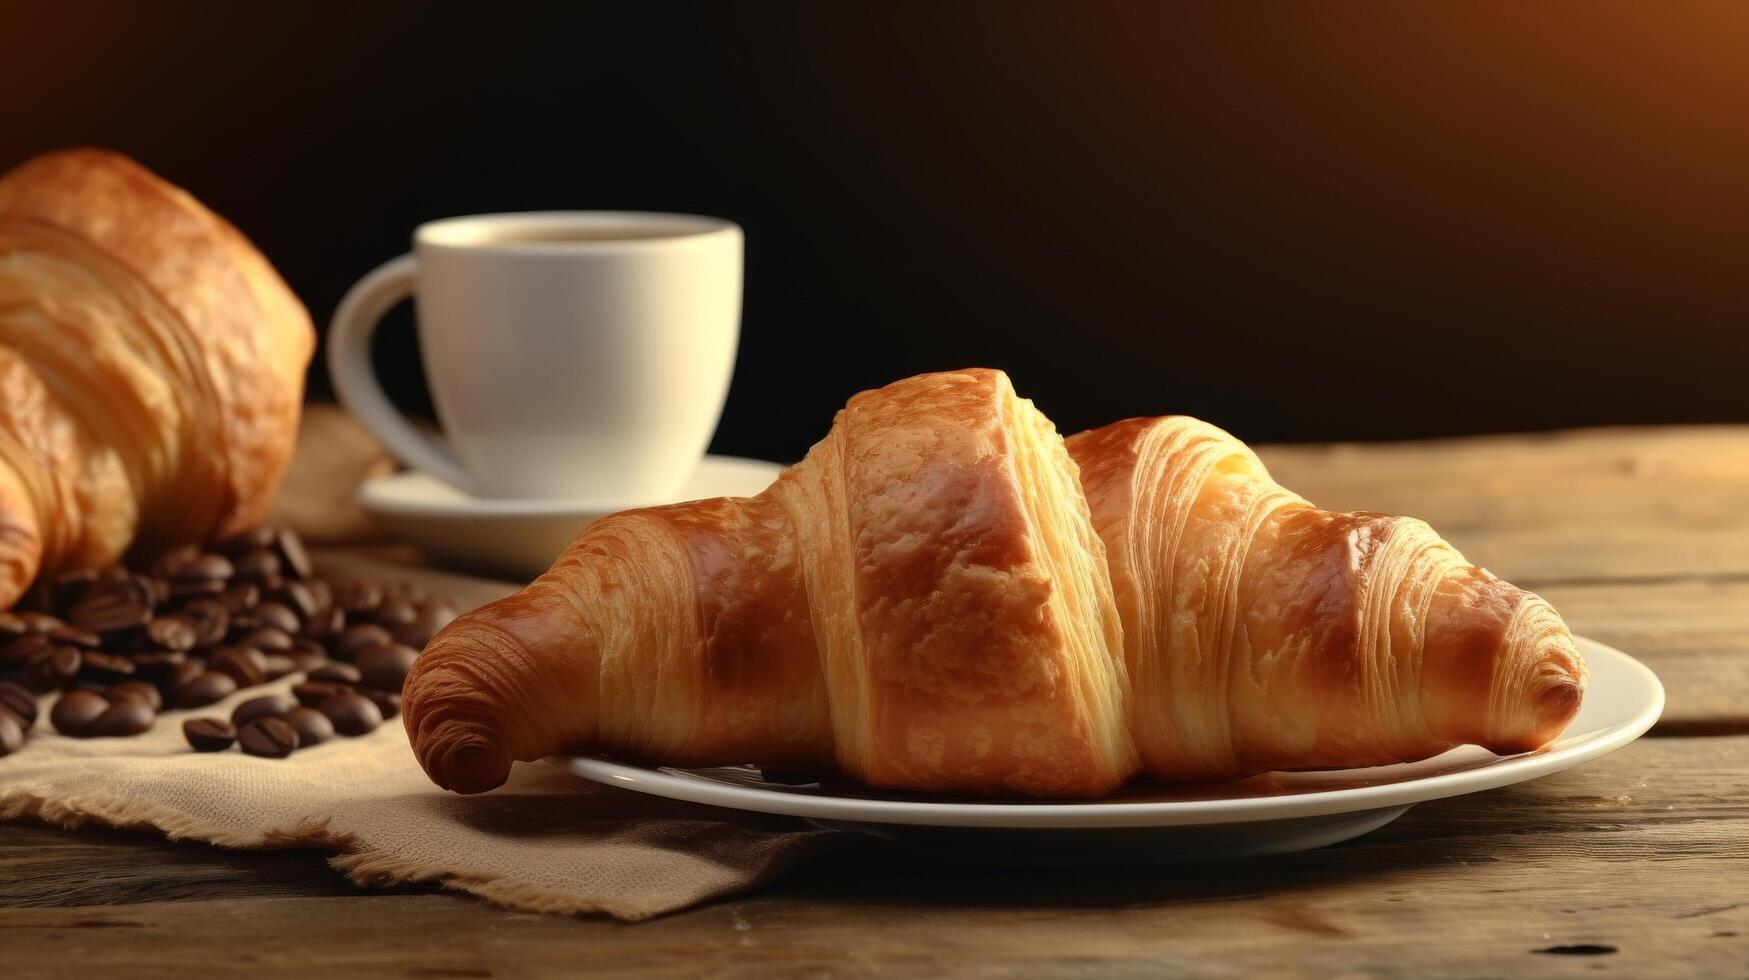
<box><xmin>4</xmin><ymin>419</ymin><xmax>1745</xmax><ymax>978</ymax></box>
<box><xmin>1258</xmin><ymin>426</ymin><xmax>1749</xmax><ymax>585</ymax></box>
<box><xmin>2</xmin><ymin>737</ymin><xmax>1741</xmax><ymax>978</ymax></box>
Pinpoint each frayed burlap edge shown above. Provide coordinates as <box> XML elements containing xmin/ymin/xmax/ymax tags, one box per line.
<box><xmin>2</xmin><ymin>789</ymin><xmax>844</xmax><ymax>921</ymax></box>
<box><xmin>330</xmin><ymin>826</ymin><xmax>845</xmax><ymax>921</ymax></box>
<box><xmin>0</xmin><ymin>790</ymin><xmax>342</xmax><ymax>849</ymax></box>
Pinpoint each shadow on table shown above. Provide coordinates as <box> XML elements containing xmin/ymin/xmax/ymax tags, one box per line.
<box><xmin>764</xmin><ymin>779</ymin><xmax>1628</xmax><ymax>912</ymax></box>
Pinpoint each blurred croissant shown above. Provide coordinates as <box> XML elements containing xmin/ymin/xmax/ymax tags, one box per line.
<box><xmin>0</xmin><ymin>149</ymin><xmax>312</xmax><ymax>605</ymax></box>
<box><xmin>405</xmin><ymin>369</ymin><xmax>1586</xmax><ymax>796</ymax></box>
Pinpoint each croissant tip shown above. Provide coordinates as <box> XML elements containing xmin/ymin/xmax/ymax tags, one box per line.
<box><xmin>1546</xmin><ymin>672</ymin><xmax>1585</xmax><ymax>711</ymax></box>
<box><xmin>1484</xmin><ymin>660</ymin><xmax>1587</xmax><ymax>756</ymax></box>
<box><xmin>432</xmin><ymin>738</ymin><xmax>513</xmax><ymax>795</ymax></box>
<box><xmin>1530</xmin><ymin>627</ymin><xmax>1589</xmax><ymax>739</ymax></box>
<box><xmin>1533</xmin><ymin>675</ymin><xmax>1586</xmax><ymax>742</ymax></box>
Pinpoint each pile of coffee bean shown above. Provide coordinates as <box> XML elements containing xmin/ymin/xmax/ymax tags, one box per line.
<box><xmin>180</xmin><ymin>640</ymin><xmax>417</xmax><ymax>758</ymax></box>
<box><xmin>0</xmin><ymin>526</ymin><xmax>455</xmax><ymax>759</ymax></box>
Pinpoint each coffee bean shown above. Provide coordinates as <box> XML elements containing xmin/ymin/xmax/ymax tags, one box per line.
<box><xmin>222</xmin><ymin>582</ymin><xmax>260</xmax><ymax>613</ymax></box>
<box><xmin>292</xmin><ymin>681</ymin><xmax>346</xmax><ymax>708</ymax></box>
<box><xmin>0</xmin><ymin>710</ymin><xmax>23</xmax><ymax>756</ymax></box>
<box><xmin>92</xmin><ymin>697</ymin><xmax>155</xmax><ymax>736</ymax></box>
<box><xmin>0</xmin><ymin>680</ymin><xmax>38</xmax><ymax>728</ymax></box>
<box><xmin>0</xmin><ymin>632</ymin><xmax>51</xmax><ymax>669</ymax></box>
<box><xmin>374</xmin><ymin>600</ymin><xmax>418</xmax><ymax>629</ymax></box>
<box><xmin>151</xmin><ymin>544</ymin><xmax>202</xmax><ymax>578</ymax></box>
<box><xmin>230</xmin><ymin>581</ymin><xmax>264</xmax><ymax>612</ymax></box>
<box><xmin>262</xmin><ymin>653</ymin><xmax>298</xmax><ymax>680</ymax></box>
<box><xmin>235</xmin><ymin>548</ymin><xmax>281</xmax><ymax>583</ymax></box>
<box><xmin>339</xmin><ymin>580</ymin><xmax>383</xmax><ymax>615</ymax></box>
<box><xmin>305</xmin><ymin>579</ymin><xmax>333</xmax><ymax>612</ymax></box>
<box><xmin>238</xmin><ymin>716</ymin><xmax>298</xmax><ymax>758</ymax></box>
<box><xmin>226</xmin><ymin>526</ymin><xmax>278</xmax><ymax>552</ymax></box>
<box><xmin>307</xmin><ymin>662</ymin><xmax>361</xmax><ymax>686</ymax></box>
<box><xmin>50</xmin><ymin>689</ymin><xmax>110</xmax><ymax>736</ymax></box>
<box><xmin>169</xmin><ymin>577</ymin><xmax>226</xmax><ymax>598</ymax></box>
<box><xmin>183</xmin><ymin>717</ymin><xmax>237</xmax><ymax>752</ymax></box>
<box><xmin>231</xmin><ymin>693</ymin><xmax>293</xmax><ymax>728</ymax></box>
<box><xmin>272</xmin><ymin>581</ymin><xmax>322</xmax><ymax>622</ymax></box>
<box><xmin>19</xmin><ymin>611</ymin><xmax>64</xmax><ymax>632</ymax></box>
<box><xmin>374</xmin><ymin>595</ymin><xmax>418</xmax><ymax>623</ymax></box>
<box><xmin>306</xmin><ymin>606</ymin><xmax>345</xmax><ymax>639</ymax></box>
<box><xmin>335</xmin><ymin>624</ymin><xmax>393</xmax><ymax>661</ymax></box>
<box><xmin>253</xmin><ymin>601</ymin><xmax>301</xmax><ymax>634</ymax></box>
<box><xmin>392</xmin><ymin>599</ymin><xmax>458</xmax><ymax>649</ymax></box>
<box><xmin>284</xmin><ymin>706</ymin><xmax>334</xmax><ymax>747</ymax></box>
<box><xmin>363</xmin><ymin>688</ymin><xmax>401</xmax><ymax>720</ymax></box>
<box><xmin>48</xmin><ymin>568</ymin><xmax>99</xmax><ymax>607</ymax></box>
<box><xmin>176</xmin><ymin>599</ymin><xmax>230</xmax><ymax>646</ymax></box>
<box><xmin>69</xmin><ymin>577</ymin><xmax>155</xmax><ymax>632</ymax></box>
<box><xmin>318</xmin><ymin>690</ymin><xmax>382</xmax><ymax>736</ymax></box>
<box><xmin>25</xmin><ymin>645</ymin><xmax>81</xmax><ymax>692</ymax></box>
<box><xmin>172</xmin><ymin>553</ymin><xmax>234</xmax><ymax>582</ymax></box>
<box><xmin>164</xmin><ymin>657</ymin><xmax>207</xmax><ymax>694</ymax></box>
<box><xmin>129</xmin><ymin>646</ymin><xmax>187</xmax><ymax>665</ymax></box>
<box><xmin>206</xmin><ymin>646</ymin><xmax>268</xmax><ymax>687</ymax></box>
<box><xmin>47</xmin><ymin>624</ymin><xmax>100</xmax><ymax>648</ymax></box>
<box><xmin>72</xmin><ymin>679</ymin><xmax>114</xmax><ymax>699</ymax></box>
<box><xmin>94</xmin><ymin>624</ymin><xmax>147</xmax><ymax>655</ymax></box>
<box><xmin>236</xmin><ymin>626</ymin><xmax>294</xmax><ymax>652</ymax></box>
<box><xmin>174</xmin><ymin>671</ymin><xmax>238</xmax><ymax>708</ymax></box>
<box><xmin>274</xmin><ymin>529</ymin><xmax>313</xmax><ymax>580</ymax></box>
<box><xmin>0</xmin><ymin>612</ymin><xmax>28</xmax><ymax>637</ymax></box>
<box><xmin>80</xmin><ymin>651</ymin><xmax>137</xmax><ymax>681</ymax></box>
<box><xmin>144</xmin><ymin>615</ymin><xmax>199</xmax><ymax>652</ymax></box>
<box><xmin>288</xmin><ymin>642</ymin><xmax>328</xmax><ymax>672</ymax></box>
<box><xmin>128</xmin><ymin>649</ymin><xmax>187</xmax><ymax>685</ymax></box>
<box><xmin>110</xmin><ymin>680</ymin><xmax>163</xmax><ymax>712</ymax></box>
<box><xmin>357</xmin><ymin>643</ymin><xmax>418</xmax><ymax>693</ymax></box>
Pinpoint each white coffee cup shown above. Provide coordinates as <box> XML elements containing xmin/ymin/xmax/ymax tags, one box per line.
<box><xmin>328</xmin><ymin>211</ymin><xmax>742</xmax><ymax>501</ymax></box>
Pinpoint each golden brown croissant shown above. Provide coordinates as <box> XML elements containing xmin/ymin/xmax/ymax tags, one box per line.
<box><xmin>405</xmin><ymin>369</ymin><xmax>1586</xmax><ymax>797</ymax></box>
<box><xmin>0</xmin><ymin>149</ymin><xmax>312</xmax><ymax>603</ymax></box>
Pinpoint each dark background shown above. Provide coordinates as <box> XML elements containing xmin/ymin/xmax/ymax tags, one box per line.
<box><xmin>6</xmin><ymin>2</ymin><xmax>1747</xmax><ymax>460</ymax></box>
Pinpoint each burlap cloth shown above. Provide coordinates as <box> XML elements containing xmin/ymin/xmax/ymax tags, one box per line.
<box><xmin>4</xmin><ymin>417</ymin><xmax>847</xmax><ymax>923</ymax></box>
<box><xmin>0</xmin><ymin>673</ymin><xmax>841</xmax><ymax>919</ymax></box>
<box><xmin>1</xmin><ymin>410</ymin><xmax>849</xmax><ymax>919</ymax></box>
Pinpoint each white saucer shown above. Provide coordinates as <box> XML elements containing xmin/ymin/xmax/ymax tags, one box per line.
<box><xmin>552</xmin><ymin>636</ymin><xmax>1660</xmax><ymax>864</ymax></box>
<box><xmin>358</xmin><ymin>455</ymin><xmax>787</xmax><ymax>580</ymax></box>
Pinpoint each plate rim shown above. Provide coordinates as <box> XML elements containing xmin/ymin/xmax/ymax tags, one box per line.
<box><xmin>549</xmin><ymin>636</ymin><xmax>1662</xmax><ymax>829</ymax></box>
<box><xmin>357</xmin><ymin>455</ymin><xmax>786</xmax><ymax>518</ymax></box>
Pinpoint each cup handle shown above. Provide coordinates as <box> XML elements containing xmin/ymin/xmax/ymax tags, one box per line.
<box><xmin>328</xmin><ymin>255</ymin><xmax>473</xmax><ymax>490</ymax></box>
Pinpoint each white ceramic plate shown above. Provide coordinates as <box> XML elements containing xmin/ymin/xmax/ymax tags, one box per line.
<box><xmin>552</xmin><ymin>636</ymin><xmax>1660</xmax><ymax>863</ymax></box>
<box><xmin>358</xmin><ymin>455</ymin><xmax>786</xmax><ymax>580</ymax></box>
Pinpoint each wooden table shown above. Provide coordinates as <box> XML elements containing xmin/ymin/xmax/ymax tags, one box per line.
<box><xmin>4</xmin><ymin>420</ymin><xmax>1747</xmax><ymax>978</ymax></box>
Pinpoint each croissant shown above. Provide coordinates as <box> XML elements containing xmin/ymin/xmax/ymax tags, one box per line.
<box><xmin>405</xmin><ymin>369</ymin><xmax>1587</xmax><ymax>797</ymax></box>
<box><xmin>0</xmin><ymin>149</ymin><xmax>312</xmax><ymax>604</ymax></box>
